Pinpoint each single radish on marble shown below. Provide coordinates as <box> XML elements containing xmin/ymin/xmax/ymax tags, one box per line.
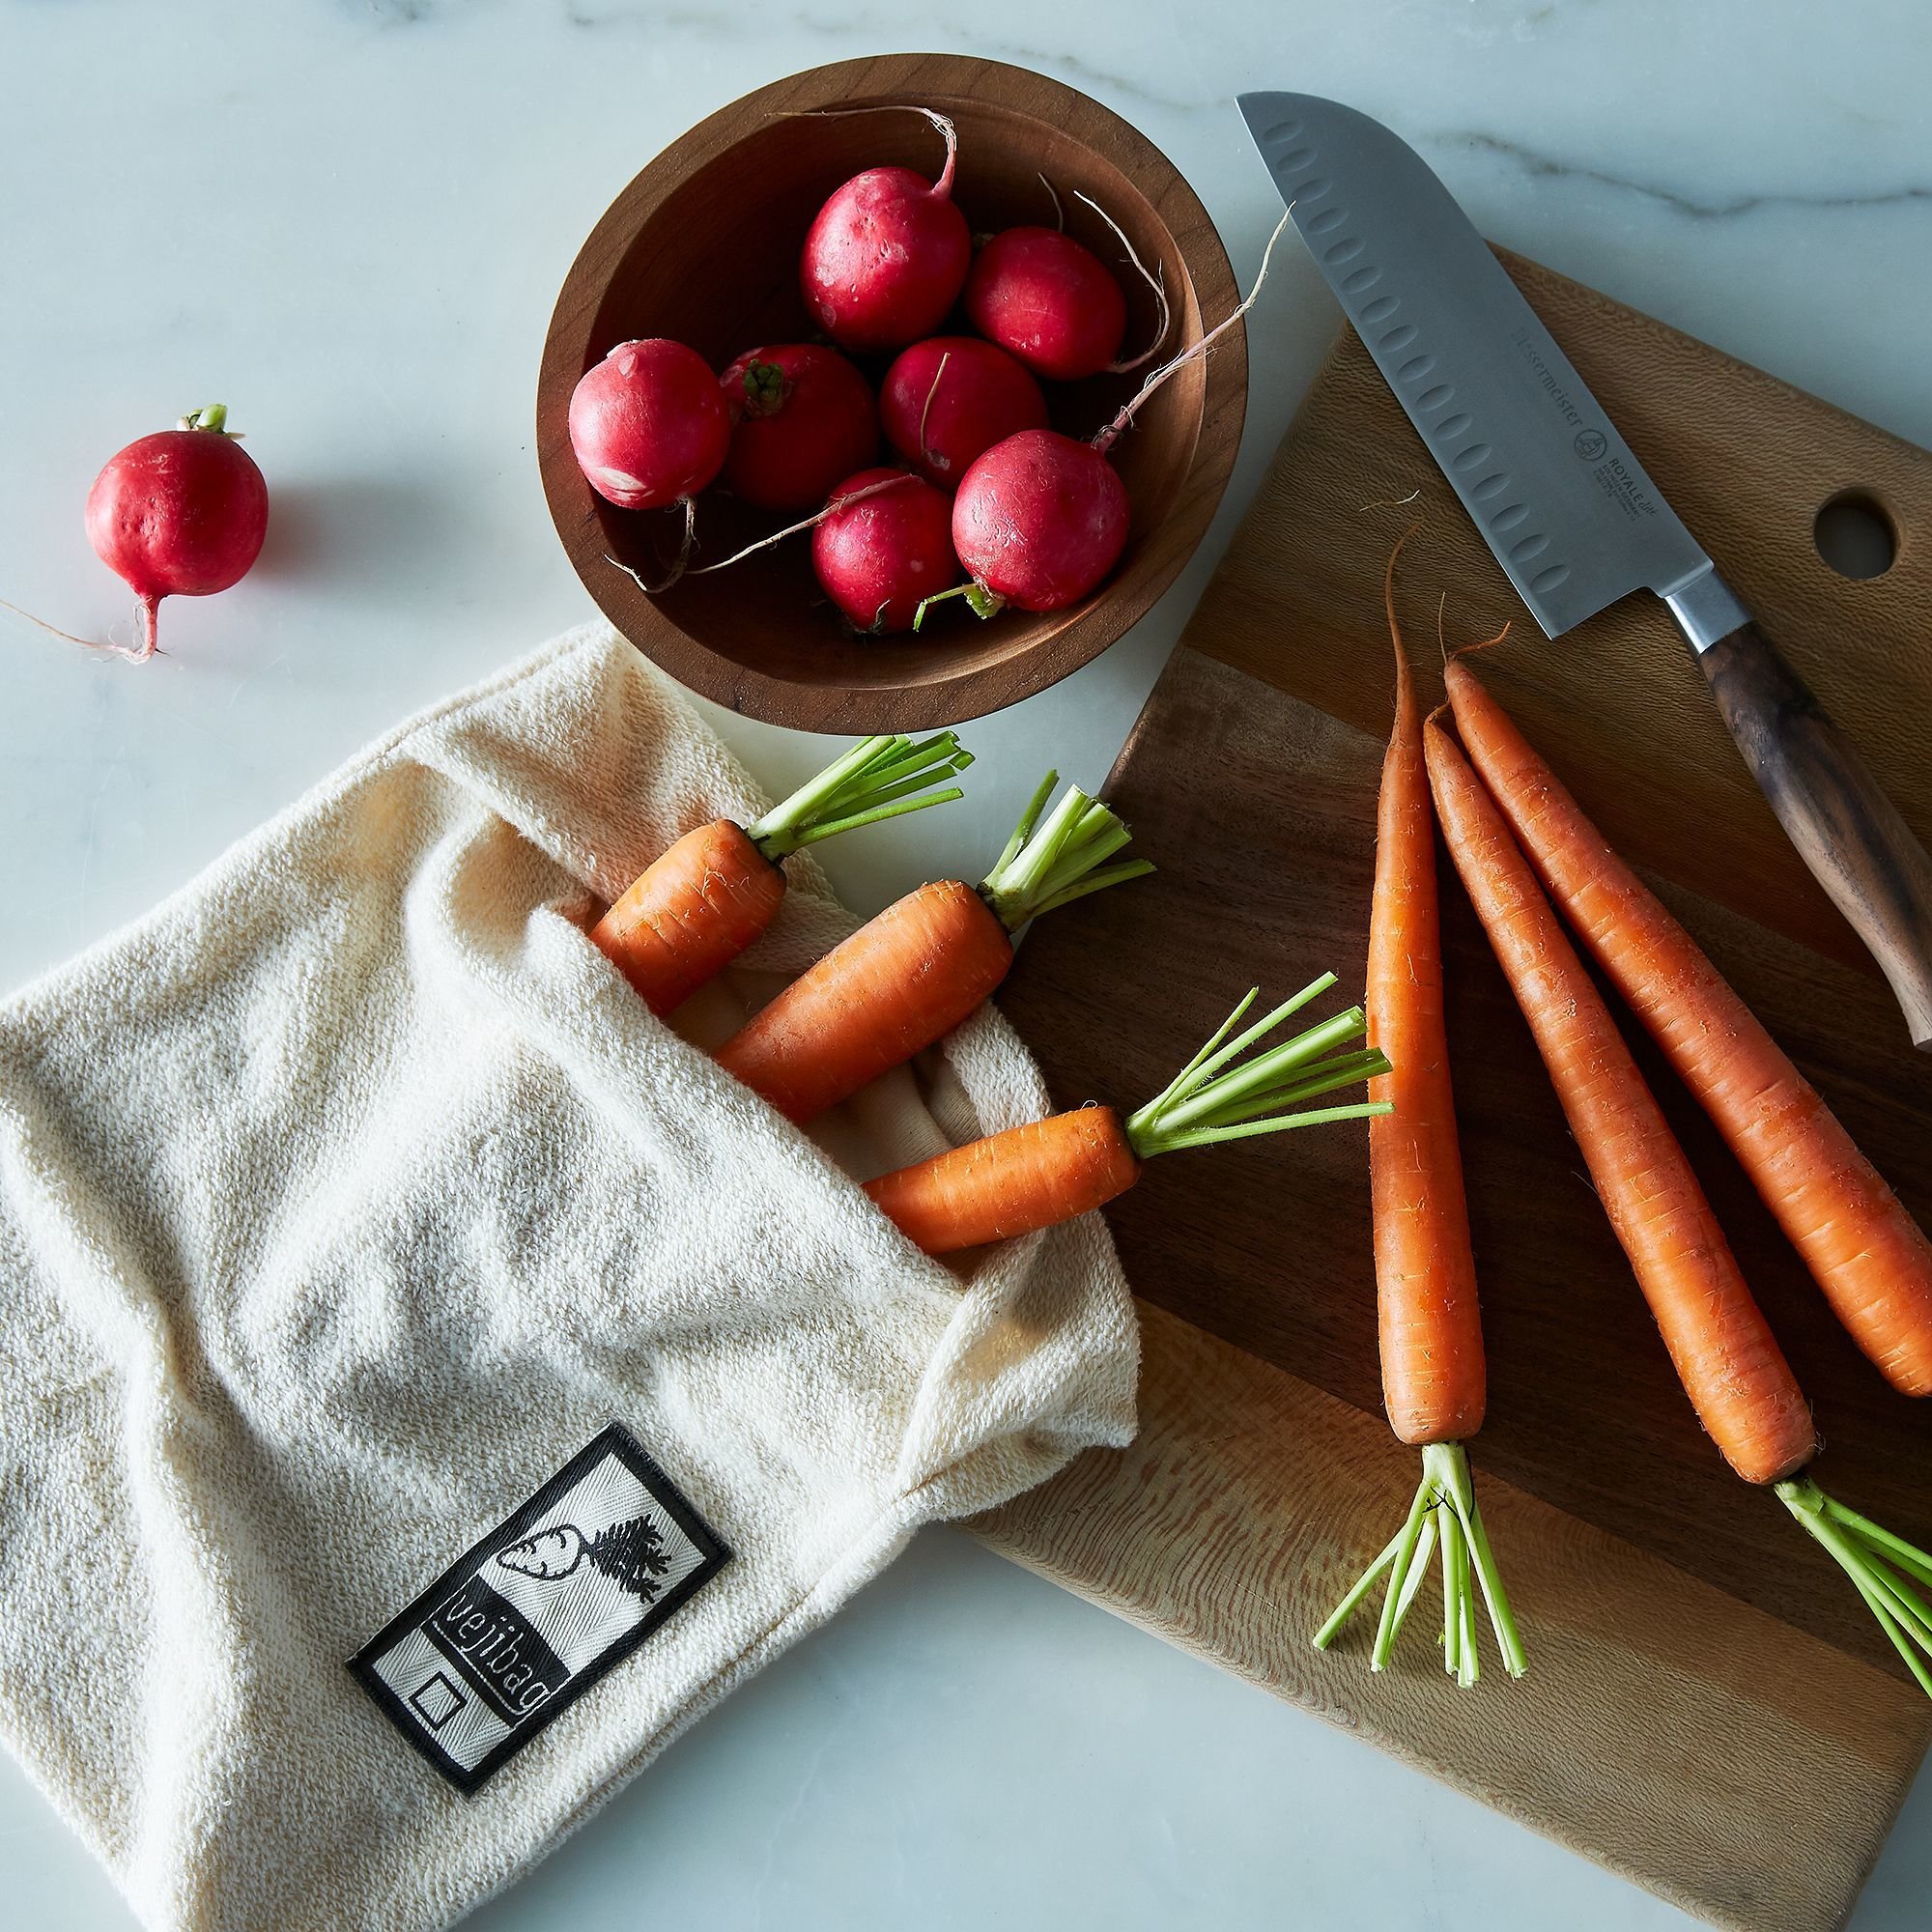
<box><xmin>719</xmin><ymin>344</ymin><xmax>879</xmax><ymax>513</ymax></box>
<box><xmin>917</xmin><ymin>212</ymin><xmax>1287</xmax><ymax>626</ymax></box>
<box><xmin>810</xmin><ymin>466</ymin><xmax>958</xmax><ymax>634</ymax></box>
<box><xmin>878</xmin><ymin>336</ymin><xmax>1047</xmax><ymax>491</ymax></box>
<box><xmin>799</xmin><ymin>107</ymin><xmax>972</xmax><ymax>353</ymax></box>
<box><xmin>1</xmin><ymin>405</ymin><xmax>270</xmax><ymax>663</ymax></box>
<box><xmin>81</xmin><ymin>405</ymin><xmax>270</xmax><ymax>660</ymax></box>
<box><xmin>569</xmin><ymin>338</ymin><xmax>730</xmax><ymax>590</ymax></box>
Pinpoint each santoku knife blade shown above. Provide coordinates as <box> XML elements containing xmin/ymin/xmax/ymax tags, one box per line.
<box><xmin>1239</xmin><ymin>90</ymin><xmax>1932</xmax><ymax>1049</ymax></box>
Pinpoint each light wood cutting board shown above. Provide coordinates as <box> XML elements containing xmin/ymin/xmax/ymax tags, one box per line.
<box><xmin>968</xmin><ymin>253</ymin><xmax>1932</xmax><ymax>1931</ymax></box>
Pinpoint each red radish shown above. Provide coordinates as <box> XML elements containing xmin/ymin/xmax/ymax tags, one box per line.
<box><xmin>76</xmin><ymin>405</ymin><xmax>269</xmax><ymax>661</ymax></box>
<box><xmin>569</xmin><ymin>338</ymin><xmax>730</xmax><ymax>592</ymax></box>
<box><xmin>878</xmin><ymin>337</ymin><xmax>1047</xmax><ymax>490</ymax></box>
<box><xmin>799</xmin><ymin>107</ymin><xmax>971</xmax><ymax>353</ymax></box>
<box><xmin>918</xmin><ymin>212</ymin><xmax>1290</xmax><ymax>627</ymax></box>
<box><xmin>569</xmin><ymin>339</ymin><xmax>728</xmax><ymax>511</ymax></box>
<box><xmin>965</xmin><ymin>229</ymin><xmax>1126</xmax><ymax>382</ymax></box>
<box><xmin>963</xmin><ymin>191</ymin><xmax>1171</xmax><ymax>382</ymax></box>
<box><xmin>810</xmin><ymin>467</ymin><xmax>958</xmax><ymax>633</ymax></box>
<box><xmin>719</xmin><ymin>344</ymin><xmax>879</xmax><ymax>513</ymax></box>
<box><xmin>943</xmin><ymin>430</ymin><xmax>1129</xmax><ymax>616</ymax></box>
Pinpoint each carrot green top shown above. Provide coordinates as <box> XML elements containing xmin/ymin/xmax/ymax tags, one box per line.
<box><xmin>1126</xmin><ymin>975</ymin><xmax>1390</xmax><ymax>1159</ymax></box>
<box><xmin>746</xmin><ymin>732</ymin><xmax>973</xmax><ymax>863</ymax></box>
<box><xmin>977</xmin><ymin>770</ymin><xmax>1154</xmax><ymax>932</ymax></box>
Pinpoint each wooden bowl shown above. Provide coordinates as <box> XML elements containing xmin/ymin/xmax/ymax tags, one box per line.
<box><xmin>537</xmin><ymin>53</ymin><xmax>1245</xmax><ymax>731</ymax></box>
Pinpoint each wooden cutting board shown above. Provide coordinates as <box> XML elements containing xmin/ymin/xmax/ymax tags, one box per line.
<box><xmin>967</xmin><ymin>253</ymin><xmax>1932</xmax><ymax>1931</ymax></box>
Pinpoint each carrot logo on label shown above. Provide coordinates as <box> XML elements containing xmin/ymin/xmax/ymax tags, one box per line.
<box><xmin>497</xmin><ymin>1517</ymin><xmax>674</xmax><ymax>1603</ymax></box>
<box><xmin>348</xmin><ymin>1423</ymin><xmax>730</xmax><ymax>1795</ymax></box>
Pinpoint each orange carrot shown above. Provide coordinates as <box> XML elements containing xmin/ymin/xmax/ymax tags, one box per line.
<box><xmin>865</xmin><ymin>1106</ymin><xmax>1142</xmax><ymax>1254</ymax></box>
<box><xmin>589</xmin><ymin>731</ymin><xmax>969</xmax><ymax>1016</ymax></box>
<box><xmin>1444</xmin><ymin>656</ymin><xmax>1932</xmax><ymax>1397</ymax></box>
<box><xmin>1426</xmin><ymin>714</ymin><xmax>1815</xmax><ymax>1485</ymax></box>
<box><xmin>1428</xmin><ymin>711</ymin><xmax>1932</xmax><ymax>1698</ymax></box>
<box><xmin>1372</xmin><ymin>590</ymin><xmax>1484</xmax><ymax>1448</ymax></box>
<box><xmin>864</xmin><ymin>975</ymin><xmax>1388</xmax><ymax>1253</ymax></box>
<box><xmin>717</xmin><ymin>772</ymin><xmax>1152</xmax><ymax>1122</ymax></box>
<box><xmin>593</xmin><ymin>818</ymin><xmax>785</xmax><ymax>1017</ymax></box>
<box><xmin>1316</xmin><ymin>550</ymin><xmax>1520</xmax><ymax>1688</ymax></box>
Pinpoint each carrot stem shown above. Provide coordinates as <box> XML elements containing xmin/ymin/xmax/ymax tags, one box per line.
<box><xmin>1314</xmin><ymin>1526</ymin><xmax>1405</xmax><ymax>1650</ymax></box>
<box><xmin>1321</xmin><ymin>1443</ymin><xmax>1524</xmax><ymax>1684</ymax></box>
<box><xmin>1386</xmin><ymin>1511</ymin><xmax>1439</xmax><ymax>1647</ymax></box>
<box><xmin>978</xmin><ymin>774</ymin><xmax>1153</xmax><ymax>930</ymax></box>
<box><xmin>1814</xmin><ymin>1496</ymin><xmax>1932</xmax><ymax>1591</ymax></box>
<box><xmin>1368</xmin><ymin>1476</ymin><xmax>1435</xmax><ymax>1671</ymax></box>
<box><xmin>1127</xmin><ymin>981</ymin><xmax>1390</xmax><ymax>1159</ymax></box>
<box><xmin>1778</xmin><ymin>1478</ymin><xmax>1932</xmax><ymax>1697</ymax></box>
<box><xmin>746</xmin><ymin>731</ymin><xmax>972</xmax><ymax>860</ymax></box>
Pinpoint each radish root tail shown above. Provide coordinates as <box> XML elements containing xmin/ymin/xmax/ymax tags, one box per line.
<box><xmin>1037</xmin><ymin>172</ymin><xmax>1065</xmax><ymax>233</ymax></box>
<box><xmin>1072</xmin><ymin>190</ymin><xmax>1172</xmax><ymax>375</ymax></box>
<box><xmin>780</xmin><ymin>104</ymin><xmax>957</xmax><ymax>199</ymax></box>
<box><xmin>689</xmin><ymin>473</ymin><xmax>916</xmax><ymax>577</ymax></box>
<box><xmin>917</xmin><ymin>350</ymin><xmax>952</xmax><ymax>472</ymax></box>
<box><xmin>605</xmin><ymin>496</ymin><xmax>698</xmax><ymax>596</ymax></box>
<box><xmin>0</xmin><ymin>593</ymin><xmax>154</xmax><ymax>665</ymax></box>
<box><xmin>1093</xmin><ymin>206</ymin><xmax>1290</xmax><ymax>454</ymax></box>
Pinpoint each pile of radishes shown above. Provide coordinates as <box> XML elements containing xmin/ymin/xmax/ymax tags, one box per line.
<box><xmin>567</xmin><ymin>105</ymin><xmax>1264</xmax><ymax>638</ymax></box>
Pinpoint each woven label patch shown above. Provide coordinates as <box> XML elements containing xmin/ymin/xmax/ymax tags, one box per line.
<box><xmin>349</xmin><ymin>1423</ymin><xmax>729</xmax><ymax>1793</ymax></box>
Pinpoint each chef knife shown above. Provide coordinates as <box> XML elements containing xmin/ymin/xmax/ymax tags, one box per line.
<box><xmin>1238</xmin><ymin>91</ymin><xmax>1932</xmax><ymax>1049</ymax></box>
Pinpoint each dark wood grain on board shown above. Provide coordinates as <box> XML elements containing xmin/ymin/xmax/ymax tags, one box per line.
<box><xmin>1002</xmin><ymin>642</ymin><xmax>1932</xmax><ymax>1680</ymax></box>
<box><xmin>977</xmin><ymin>250</ymin><xmax>1932</xmax><ymax>1928</ymax></box>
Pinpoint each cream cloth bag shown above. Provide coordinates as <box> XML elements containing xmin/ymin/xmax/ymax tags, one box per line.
<box><xmin>0</xmin><ymin>625</ymin><xmax>1138</xmax><ymax>1932</ymax></box>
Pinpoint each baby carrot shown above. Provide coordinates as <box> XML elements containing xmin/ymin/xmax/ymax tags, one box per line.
<box><xmin>1443</xmin><ymin>655</ymin><xmax>1932</xmax><ymax>1398</ymax></box>
<box><xmin>716</xmin><ymin>772</ymin><xmax>1151</xmax><ymax>1122</ymax></box>
<box><xmin>590</xmin><ymin>731</ymin><xmax>970</xmax><ymax>1016</ymax></box>
<box><xmin>1315</xmin><ymin>550</ymin><xmax>1521</xmax><ymax>1687</ymax></box>
<box><xmin>1428</xmin><ymin>712</ymin><xmax>1932</xmax><ymax>1696</ymax></box>
<box><xmin>864</xmin><ymin>974</ymin><xmax>1388</xmax><ymax>1253</ymax></box>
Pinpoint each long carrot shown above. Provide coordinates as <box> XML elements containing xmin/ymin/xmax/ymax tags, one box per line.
<box><xmin>1444</xmin><ymin>656</ymin><xmax>1932</xmax><ymax>1398</ymax></box>
<box><xmin>865</xmin><ymin>974</ymin><xmax>1389</xmax><ymax>1253</ymax></box>
<box><xmin>1314</xmin><ymin>552</ymin><xmax>1521</xmax><ymax>1687</ymax></box>
<box><xmin>716</xmin><ymin>772</ymin><xmax>1152</xmax><ymax>1122</ymax></box>
<box><xmin>590</xmin><ymin>731</ymin><xmax>970</xmax><ymax>1016</ymax></box>
<box><xmin>1428</xmin><ymin>712</ymin><xmax>1932</xmax><ymax>1696</ymax></box>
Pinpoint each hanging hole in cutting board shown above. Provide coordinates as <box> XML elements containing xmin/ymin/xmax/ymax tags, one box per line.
<box><xmin>1813</xmin><ymin>491</ymin><xmax>1898</xmax><ymax>580</ymax></box>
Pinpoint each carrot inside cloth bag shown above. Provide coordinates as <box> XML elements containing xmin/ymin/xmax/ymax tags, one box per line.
<box><xmin>0</xmin><ymin>624</ymin><xmax>1138</xmax><ymax>1932</ymax></box>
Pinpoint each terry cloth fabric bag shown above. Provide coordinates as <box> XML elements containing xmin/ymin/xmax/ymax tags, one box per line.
<box><xmin>0</xmin><ymin>625</ymin><xmax>1139</xmax><ymax>1932</ymax></box>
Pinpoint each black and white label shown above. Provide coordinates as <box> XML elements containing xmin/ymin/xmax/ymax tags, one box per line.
<box><xmin>349</xmin><ymin>1423</ymin><xmax>729</xmax><ymax>1793</ymax></box>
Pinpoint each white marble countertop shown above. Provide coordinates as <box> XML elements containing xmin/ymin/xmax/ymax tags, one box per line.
<box><xmin>2</xmin><ymin>1</ymin><xmax>1929</xmax><ymax>1925</ymax></box>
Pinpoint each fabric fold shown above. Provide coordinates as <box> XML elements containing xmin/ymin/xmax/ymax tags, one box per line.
<box><xmin>0</xmin><ymin>624</ymin><xmax>1137</xmax><ymax>1932</ymax></box>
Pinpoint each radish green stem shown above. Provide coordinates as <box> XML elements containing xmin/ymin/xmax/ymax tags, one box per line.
<box><xmin>977</xmin><ymin>772</ymin><xmax>1152</xmax><ymax>930</ymax></box>
<box><xmin>1779</xmin><ymin>1478</ymin><xmax>1932</xmax><ymax>1699</ymax></box>
<box><xmin>180</xmin><ymin>404</ymin><xmax>230</xmax><ymax>435</ymax></box>
<box><xmin>747</xmin><ymin>731</ymin><xmax>973</xmax><ymax>861</ymax></box>
<box><xmin>913</xmin><ymin>579</ymin><xmax>1006</xmax><ymax>629</ymax></box>
<box><xmin>1315</xmin><ymin>1443</ymin><xmax>1525</xmax><ymax>1684</ymax></box>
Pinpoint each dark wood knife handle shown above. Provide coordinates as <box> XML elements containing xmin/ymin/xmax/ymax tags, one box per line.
<box><xmin>1701</xmin><ymin>621</ymin><xmax>1932</xmax><ymax>1050</ymax></box>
